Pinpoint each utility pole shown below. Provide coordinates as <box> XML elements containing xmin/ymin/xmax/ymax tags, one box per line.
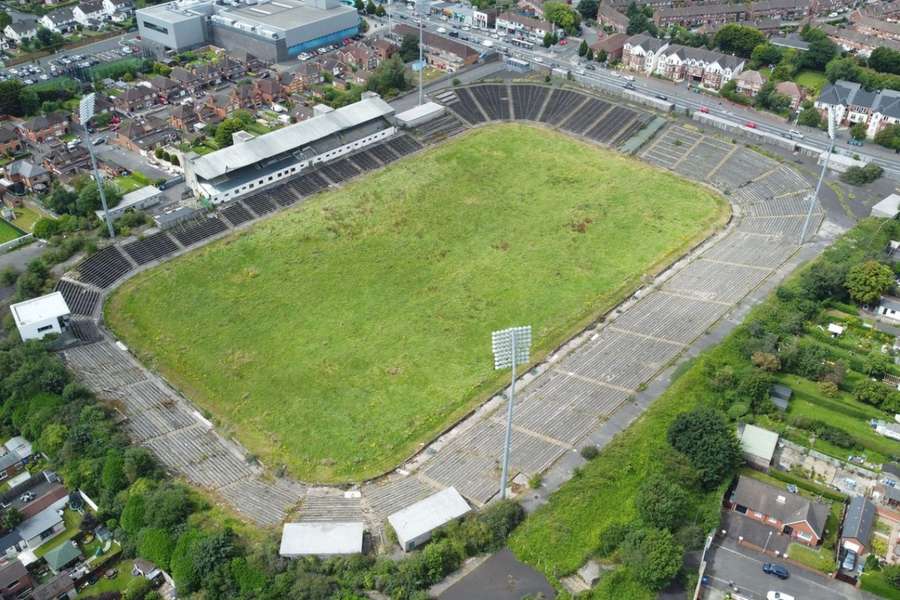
<box><xmin>491</xmin><ymin>326</ymin><xmax>532</xmax><ymax>499</ymax></box>
<box><xmin>800</xmin><ymin>105</ymin><xmax>835</xmax><ymax>245</ymax></box>
<box><xmin>80</xmin><ymin>94</ymin><xmax>115</xmax><ymax>239</ymax></box>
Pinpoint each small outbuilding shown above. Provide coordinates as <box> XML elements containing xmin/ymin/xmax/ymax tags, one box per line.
<box><xmin>739</xmin><ymin>424</ymin><xmax>779</xmax><ymax>471</ymax></box>
<box><xmin>278</xmin><ymin>522</ymin><xmax>364</xmax><ymax>558</ymax></box>
<box><xmin>95</xmin><ymin>185</ymin><xmax>162</xmax><ymax>222</ymax></box>
<box><xmin>396</xmin><ymin>102</ymin><xmax>445</xmax><ymax>128</ymax></box>
<box><xmin>43</xmin><ymin>540</ymin><xmax>81</xmax><ymax>574</ymax></box>
<box><xmin>872</xmin><ymin>193</ymin><xmax>900</xmax><ymax>219</ymax></box>
<box><xmin>841</xmin><ymin>495</ymin><xmax>876</xmax><ymax>555</ymax></box>
<box><xmin>770</xmin><ymin>384</ymin><xmax>793</xmax><ymax>411</ymax></box>
<box><xmin>388</xmin><ymin>487</ymin><xmax>470</xmax><ymax>552</ymax></box>
<box><xmin>9</xmin><ymin>292</ymin><xmax>70</xmax><ymax>342</ymax></box>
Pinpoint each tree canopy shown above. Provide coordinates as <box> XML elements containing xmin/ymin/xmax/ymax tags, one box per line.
<box><xmin>713</xmin><ymin>24</ymin><xmax>766</xmax><ymax>58</ymax></box>
<box><xmin>620</xmin><ymin>527</ymin><xmax>684</xmax><ymax>590</ymax></box>
<box><xmin>667</xmin><ymin>406</ymin><xmax>742</xmax><ymax>489</ymax></box>
<box><xmin>845</xmin><ymin>260</ymin><xmax>894</xmax><ymax>304</ymax></box>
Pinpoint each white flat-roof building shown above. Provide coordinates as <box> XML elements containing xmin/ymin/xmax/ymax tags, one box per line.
<box><xmin>388</xmin><ymin>487</ymin><xmax>470</xmax><ymax>552</ymax></box>
<box><xmin>872</xmin><ymin>193</ymin><xmax>900</xmax><ymax>219</ymax></box>
<box><xmin>183</xmin><ymin>93</ymin><xmax>395</xmax><ymax>205</ymax></box>
<box><xmin>10</xmin><ymin>292</ymin><xmax>71</xmax><ymax>342</ymax></box>
<box><xmin>95</xmin><ymin>185</ymin><xmax>163</xmax><ymax>222</ymax></box>
<box><xmin>396</xmin><ymin>102</ymin><xmax>445</xmax><ymax>128</ymax></box>
<box><xmin>279</xmin><ymin>522</ymin><xmax>364</xmax><ymax>557</ymax></box>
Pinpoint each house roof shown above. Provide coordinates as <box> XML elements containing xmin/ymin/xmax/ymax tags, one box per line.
<box><xmin>873</xmin><ymin>194</ymin><xmax>900</xmax><ymax>219</ymax></box>
<box><xmin>78</xmin><ymin>0</ymin><xmax>105</xmax><ymax>14</ymax></box>
<box><xmin>15</xmin><ymin>496</ymin><xmax>67</xmax><ymax>540</ymax></box>
<box><xmin>43</xmin><ymin>540</ymin><xmax>81</xmax><ymax>571</ymax></box>
<box><xmin>775</xmin><ymin>81</ymin><xmax>802</xmax><ymax>98</ymax></box>
<box><xmin>20</xmin><ymin>111</ymin><xmax>67</xmax><ymax>132</ymax></box>
<box><xmin>819</xmin><ymin>80</ymin><xmax>861</xmax><ymax>106</ymax></box>
<box><xmin>0</xmin><ymin>125</ymin><xmax>17</xmax><ymax>144</ymax></box>
<box><xmin>0</xmin><ymin>531</ymin><xmax>22</xmax><ymax>554</ymax></box>
<box><xmin>31</xmin><ymin>573</ymin><xmax>75</xmax><ymax>600</ymax></box>
<box><xmin>10</xmin><ymin>291</ymin><xmax>70</xmax><ymax>329</ymax></box>
<box><xmin>626</xmin><ymin>33</ymin><xmax>668</xmax><ymax>53</ymax></box>
<box><xmin>7</xmin><ymin>159</ymin><xmax>47</xmax><ymax>179</ymax></box>
<box><xmin>394</xmin><ymin>24</ymin><xmax>480</xmax><ymax>59</ymax></box>
<box><xmin>279</xmin><ymin>522</ymin><xmax>364</xmax><ymax>556</ymax></box>
<box><xmin>150</xmin><ymin>75</ymin><xmax>179</xmax><ymax>91</ymax></box>
<box><xmin>771</xmin><ymin>384</ymin><xmax>793</xmax><ymax>401</ymax></box>
<box><xmin>44</xmin><ymin>7</ymin><xmax>75</xmax><ymax>23</ymax></box>
<box><xmin>497</xmin><ymin>11</ymin><xmax>552</xmax><ymax>30</ymax></box>
<box><xmin>730</xmin><ymin>475</ymin><xmax>829</xmax><ymax>536</ymax></box>
<box><xmin>0</xmin><ymin>560</ymin><xmax>28</xmax><ymax>589</ymax></box>
<box><xmin>8</xmin><ymin>19</ymin><xmax>37</xmax><ymax>34</ymax></box>
<box><xmin>736</xmin><ymin>70</ymin><xmax>765</xmax><ymax>85</ymax></box>
<box><xmin>591</xmin><ymin>32</ymin><xmax>629</xmax><ymax>52</ymax></box>
<box><xmin>841</xmin><ymin>495</ymin><xmax>876</xmax><ymax>543</ymax></box>
<box><xmin>170</xmin><ymin>66</ymin><xmax>198</xmax><ymax>83</ymax></box>
<box><xmin>387</xmin><ymin>487</ymin><xmax>470</xmax><ymax>547</ymax></box>
<box><xmin>770</xmin><ymin>34</ymin><xmax>810</xmax><ymax>51</ymax></box>
<box><xmin>739</xmin><ymin>424</ymin><xmax>779</xmax><ymax>463</ymax></box>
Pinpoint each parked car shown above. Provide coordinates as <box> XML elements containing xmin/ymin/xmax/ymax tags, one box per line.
<box><xmin>655</xmin><ymin>94</ymin><xmax>668</xmax><ymax>100</ymax></box>
<box><xmin>762</xmin><ymin>563</ymin><xmax>790</xmax><ymax>579</ymax></box>
<box><xmin>624</xmin><ymin>82</ymin><xmax>636</xmax><ymax>90</ymax></box>
<box><xmin>849</xmin><ymin>138</ymin><xmax>864</xmax><ymax>146</ymax></box>
<box><xmin>842</xmin><ymin>550</ymin><xmax>857</xmax><ymax>571</ymax></box>
<box><xmin>93</xmin><ymin>137</ymin><xmax>106</xmax><ymax>146</ymax></box>
<box><xmin>745</xmin><ymin>121</ymin><xmax>757</xmax><ymax>129</ymax></box>
<box><xmin>767</xmin><ymin>593</ymin><xmax>794</xmax><ymax>600</ymax></box>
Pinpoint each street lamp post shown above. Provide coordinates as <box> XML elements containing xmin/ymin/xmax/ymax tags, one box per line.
<box><xmin>417</xmin><ymin>0</ymin><xmax>424</xmax><ymax>106</ymax></box>
<box><xmin>79</xmin><ymin>93</ymin><xmax>115</xmax><ymax>239</ymax></box>
<box><xmin>762</xmin><ymin>530</ymin><xmax>773</xmax><ymax>554</ymax></box>
<box><xmin>491</xmin><ymin>325</ymin><xmax>532</xmax><ymax>500</ymax></box>
<box><xmin>800</xmin><ymin>105</ymin><xmax>835</xmax><ymax>245</ymax></box>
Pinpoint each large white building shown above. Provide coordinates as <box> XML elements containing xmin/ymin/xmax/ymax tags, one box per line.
<box><xmin>183</xmin><ymin>93</ymin><xmax>395</xmax><ymax>205</ymax></box>
<box><xmin>10</xmin><ymin>292</ymin><xmax>71</xmax><ymax>342</ymax></box>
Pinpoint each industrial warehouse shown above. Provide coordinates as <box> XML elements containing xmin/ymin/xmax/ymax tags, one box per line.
<box><xmin>183</xmin><ymin>92</ymin><xmax>396</xmax><ymax>204</ymax></box>
<box><xmin>136</xmin><ymin>0</ymin><xmax>360</xmax><ymax>62</ymax></box>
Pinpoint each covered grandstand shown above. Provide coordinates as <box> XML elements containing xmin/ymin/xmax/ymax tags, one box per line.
<box><xmin>183</xmin><ymin>93</ymin><xmax>395</xmax><ymax>204</ymax></box>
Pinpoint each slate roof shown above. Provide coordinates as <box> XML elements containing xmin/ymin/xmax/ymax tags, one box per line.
<box><xmin>43</xmin><ymin>540</ymin><xmax>81</xmax><ymax>572</ymax></box>
<box><xmin>730</xmin><ymin>475</ymin><xmax>829</xmax><ymax>536</ymax></box>
<box><xmin>0</xmin><ymin>560</ymin><xmax>28</xmax><ymax>589</ymax></box>
<box><xmin>31</xmin><ymin>573</ymin><xmax>75</xmax><ymax>600</ymax></box>
<box><xmin>841</xmin><ymin>495</ymin><xmax>876</xmax><ymax>543</ymax></box>
<box><xmin>819</xmin><ymin>80</ymin><xmax>861</xmax><ymax>105</ymax></box>
<box><xmin>626</xmin><ymin>32</ymin><xmax>668</xmax><ymax>53</ymax></box>
<box><xmin>44</xmin><ymin>7</ymin><xmax>75</xmax><ymax>24</ymax></box>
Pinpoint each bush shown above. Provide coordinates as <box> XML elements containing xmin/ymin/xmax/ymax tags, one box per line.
<box><xmin>595</xmin><ymin>521</ymin><xmax>638</xmax><ymax>557</ymax></box>
<box><xmin>818</xmin><ymin>381</ymin><xmax>839</xmax><ymax>397</ymax></box>
<box><xmin>580</xmin><ymin>445</ymin><xmax>599</xmax><ymax>460</ymax></box>
<box><xmin>726</xmin><ymin>402</ymin><xmax>748</xmax><ymax>420</ymax></box>
<box><xmin>528</xmin><ymin>473</ymin><xmax>543</xmax><ymax>489</ymax></box>
<box><xmin>841</xmin><ymin>163</ymin><xmax>884</xmax><ymax>186</ymax></box>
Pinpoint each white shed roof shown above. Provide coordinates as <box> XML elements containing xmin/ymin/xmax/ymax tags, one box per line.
<box><xmin>740</xmin><ymin>424</ymin><xmax>779</xmax><ymax>463</ymax></box>
<box><xmin>395</xmin><ymin>102</ymin><xmax>444</xmax><ymax>126</ymax></box>
<box><xmin>388</xmin><ymin>487</ymin><xmax>470</xmax><ymax>546</ymax></box>
<box><xmin>190</xmin><ymin>96</ymin><xmax>394</xmax><ymax>181</ymax></box>
<box><xmin>279</xmin><ymin>522</ymin><xmax>364</xmax><ymax>557</ymax></box>
<box><xmin>872</xmin><ymin>194</ymin><xmax>900</xmax><ymax>219</ymax></box>
<box><xmin>10</xmin><ymin>292</ymin><xmax>69</xmax><ymax>328</ymax></box>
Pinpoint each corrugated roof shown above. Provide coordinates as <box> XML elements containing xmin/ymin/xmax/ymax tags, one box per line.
<box><xmin>190</xmin><ymin>96</ymin><xmax>393</xmax><ymax>180</ymax></box>
<box><xmin>388</xmin><ymin>487</ymin><xmax>470</xmax><ymax>547</ymax></box>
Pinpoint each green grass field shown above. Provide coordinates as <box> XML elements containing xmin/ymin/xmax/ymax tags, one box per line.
<box><xmin>107</xmin><ymin>124</ymin><xmax>728</xmax><ymax>483</ymax></box>
<box><xmin>795</xmin><ymin>70</ymin><xmax>829</xmax><ymax>94</ymax></box>
<box><xmin>0</xmin><ymin>219</ymin><xmax>25</xmax><ymax>244</ymax></box>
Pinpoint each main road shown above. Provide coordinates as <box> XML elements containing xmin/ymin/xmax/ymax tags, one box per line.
<box><xmin>381</xmin><ymin>4</ymin><xmax>900</xmax><ymax>176</ymax></box>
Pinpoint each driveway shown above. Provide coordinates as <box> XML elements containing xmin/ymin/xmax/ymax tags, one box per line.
<box><xmin>704</xmin><ymin>538</ymin><xmax>877</xmax><ymax>600</ymax></box>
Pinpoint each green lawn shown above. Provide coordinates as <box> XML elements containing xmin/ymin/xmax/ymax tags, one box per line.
<box><xmin>0</xmin><ymin>219</ymin><xmax>25</xmax><ymax>244</ymax></box>
<box><xmin>35</xmin><ymin>510</ymin><xmax>83</xmax><ymax>558</ymax></box>
<box><xmin>788</xmin><ymin>542</ymin><xmax>836</xmax><ymax>573</ymax></box>
<box><xmin>113</xmin><ymin>172</ymin><xmax>151</xmax><ymax>194</ymax></box>
<box><xmin>795</xmin><ymin>70</ymin><xmax>829</xmax><ymax>94</ymax></box>
<box><xmin>106</xmin><ymin>124</ymin><xmax>728</xmax><ymax>483</ymax></box>
<box><xmin>79</xmin><ymin>559</ymin><xmax>137</xmax><ymax>598</ymax></box>
<box><xmin>861</xmin><ymin>571</ymin><xmax>900</xmax><ymax>600</ymax></box>
<box><xmin>10</xmin><ymin>205</ymin><xmax>43</xmax><ymax>233</ymax></box>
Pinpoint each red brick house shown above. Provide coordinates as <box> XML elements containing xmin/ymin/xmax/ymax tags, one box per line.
<box><xmin>115</xmin><ymin>85</ymin><xmax>157</xmax><ymax>113</ymax></box>
<box><xmin>729</xmin><ymin>476</ymin><xmax>829</xmax><ymax>546</ymax></box>
<box><xmin>170</xmin><ymin>103</ymin><xmax>200</xmax><ymax>132</ymax></box>
<box><xmin>372</xmin><ymin>39</ymin><xmax>398</xmax><ymax>62</ymax></box>
<box><xmin>6</xmin><ymin>159</ymin><xmax>50</xmax><ymax>192</ymax></box>
<box><xmin>114</xmin><ymin>116</ymin><xmax>177</xmax><ymax>153</ymax></box>
<box><xmin>775</xmin><ymin>81</ymin><xmax>804</xmax><ymax>110</ymax></box>
<box><xmin>0</xmin><ymin>125</ymin><xmax>22</xmax><ymax>155</ymax></box>
<box><xmin>281</xmin><ymin>63</ymin><xmax>322</xmax><ymax>92</ymax></box>
<box><xmin>339</xmin><ymin>43</ymin><xmax>378</xmax><ymax>71</ymax></box>
<box><xmin>0</xmin><ymin>561</ymin><xmax>33</xmax><ymax>599</ymax></box>
<box><xmin>253</xmin><ymin>78</ymin><xmax>284</xmax><ymax>104</ymax></box>
<box><xmin>170</xmin><ymin>66</ymin><xmax>202</xmax><ymax>94</ymax></box>
<box><xmin>18</xmin><ymin>112</ymin><xmax>68</xmax><ymax>144</ymax></box>
<box><xmin>149</xmin><ymin>75</ymin><xmax>183</xmax><ymax>103</ymax></box>
<box><xmin>42</xmin><ymin>144</ymin><xmax>90</xmax><ymax>178</ymax></box>
<box><xmin>735</xmin><ymin>69</ymin><xmax>766</xmax><ymax>97</ymax></box>
<box><xmin>590</xmin><ymin>32</ymin><xmax>628</xmax><ymax>61</ymax></box>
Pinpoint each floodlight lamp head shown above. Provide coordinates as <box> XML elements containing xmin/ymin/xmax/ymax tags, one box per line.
<box><xmin>79</xmin><ymin>93</ymin><xmax>96</xmax><ymax>126</ymax></box>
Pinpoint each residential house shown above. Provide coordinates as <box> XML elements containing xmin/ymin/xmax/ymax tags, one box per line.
<box><xmin>216</xmin><ymin>55</ymin><xmax>248</xmax><ymax>81</ymax></box>
<box><xmin>496</xmin><ymin>12</ymin><xmax>552</xmax><ymax>40</ymax></box>
<box><xmin>0</xmin><ymin>532</ymin><xmax>23</xmax><ymax>561</ymax></box>
<box><xmin>31</xmin><ymin>573</ymin><xmax>76</xmax><ymax>600</ymax></box>
<box><xmin>132</xmin><ymin>558</ymin><xmax>163</xmax><ymax>583</ymax></box>
<box><xmin>0</xmin><ymin>451</ymin><xmax>25</xmax><ymax>484</ymax></box>
<box><xmin>394</xmin><ymin>24</ymin><xmax>480</xmax><ymax>72</ymax></box>
<box><xmin>73</xmin><ymin>0</ymin><xmax>107</xmax><ymax>27</ymax></box>
<box><xmin>840</xmin><ymin>495</ymin><xmax>876</xmax><ymax>557</ymax></box>
<box><xmin>318</xmin><ymin>57</ymin><xmax>345</xmax><ymax>79</ymax></box>
<box><xmin>472</xmin><ymin>7</ymin><xmax>497</xmax><ymax>29</ymax></box>
<box><xmin>654</xmin><ymin>0</ymin><xmax>809</xmax><ymax>28</ymax></box>
<box><xmin>0</xmin><ymin>561</ymin><xmax>33</xmax><ymax>599</ymax></box>
<box><xmin>18</xmin><ymin>111</ymin><xmax>68</xmax><ymax>144</ymax></box>
<box><xmin>823</xmin><ymin>25</ymin><xmax>900</xmax><ymax>58</ymax></box>
<box><xmin>14</xmin><ymin>496</ymin><xmax>68</xmax><ymax>550</ymax></box>
<box><xmin>114</xmin><ymin>116</ymin><xmax>177</xmax><ymax>153</ymax></box>
<box><xmin>43</xmin><ymin>541</ymin><xmax>81</xmax><ymax>575</ymax></box>
<box><xmin>590</xmin><ymin>33</ymin><xmax>628</xmax><ymax>62</ymax></box>
<box><xmin>596</xmin><ymin>2</ymin><xmax>629</xmax><ymax>33</ymax></box>
<box><xmin>39</xmin><ymin>7</ymin><xmax>77</xmax><ymax>33</ymax></box>
<box><xmin>851</xmin><ymin>12</ymin><xmax>900</xmax><ymax>43</ymax></box>
<box><xmin>0</xmin><ymin>126</ymin><xmax>22</xmax><ymax>156</ymax></box>
<box><xmin>5</xmin><ymin>160</ymin><xmax>49</xmax><ymax>193</ymax></box>
<box><xmin>254</xmin><ymin>78</ymin><xmax>284</xmax><ymax>105</ymax></box>
<box><xmin>735</xmin><ymin>69</ymin><xmax>765</xmax><ymax>97</ymax></box>
<box><xmin>648</xmin><ymin>41</ymin><xmax>746</xmax><ymax>89</ymax></box>
<box><xmin>193</xmin><ymin>62</ymin><xmax>222</xmax><ymax>87</ymax></box>
<box><xmin>739</xmin><ymin>424</ymin><xmax>779</xmax><ymax>471</ymax></box>
<box><xmin>149</xmin><ymin>75</ymin><xmax>183</xmax><ymax>102</ymax></box>
<box><xmin>622</xmin><ymin>33</ymin><xmax>669</xmax><ymax>74</ymax></box>
<box><xmin>228</xmin><ymin>48</ymin><xmax>266</xmax><ymax>72</ymax></box>
<box><xmin>816</xmin><ymin>80</ymin><xmax>900</xmax><ymax>138</ymax></box>
<box><xmin>170</xmin><ymin>66</ymin><xmax>202</xmax><ymax>94</ymax></box>
<box><xmin>42</xmin><ymin>146</ymin><xmax>90</xmax><ymax>178</ymax></box>
<box><xmin>279</xmin><ymin>67</ymin><xmax>317</xmax><ymax>95</ymax></box>
<box><xmin>102</xmin><ymin>0</ymin><xmax>134</xmax><ymax>20</ymax></box>
<box><xmin>340</xmin><ymin>43</ymin><xmax>378</xmax><ymax>71</ymax></box>
<box><xmin>372</xmin><ymin>39</ymin><xmax>397</xmax><ymax>62</ymax></box>
<box><xmin>170</xmin><ymin>103</ymin><xmax>200</xmax><ymax>132</ymax></box>
<box><xmin>775</xmin><ymin>81</ymin><xmax>803</xmax><ymax>110</ymax></box>
<box><xmin>3</xmin><ymin>20</ymin><xmax>38</xmax><ymax>44</ymax></box>
<box><xmin>729</xmin><ymin>475</ymin><xmax>830</xmax><ymax>546</ymax></box>
<box><xmin>114</xmin><ymin>84</ymin><xmax>157</xmax><ymax>113</ymax></box>
<box><xmin>876</xmin><ymin>296</ymin><xmax>900</xmax><ymax>322</ymax></box>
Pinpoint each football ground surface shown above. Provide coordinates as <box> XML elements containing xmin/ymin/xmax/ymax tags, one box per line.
<box><xmin>106</xmin><ymin>124</ymin><xmax>728</xmax><ymax>483</ymax></box>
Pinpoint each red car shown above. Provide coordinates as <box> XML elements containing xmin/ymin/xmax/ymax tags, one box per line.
<box><xmin>745</xmin><ymin>121</ymin><xmax>757</xmax><ymax>129</ymax></box>
<box><xmin>559</xmin><ymin>39</ymin><xmax>567</xmax><ymax>45</ymax></box>
<box><xmin>699</xmin><ymin>106</ymin><xmax>709</xmax><ymax>113</ymax></box>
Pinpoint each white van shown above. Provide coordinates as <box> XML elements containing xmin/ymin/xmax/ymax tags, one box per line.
<box><xmin>622</xmin><ymin>74</ymin><xmax>635</xmax><ymax>81</ymax></box>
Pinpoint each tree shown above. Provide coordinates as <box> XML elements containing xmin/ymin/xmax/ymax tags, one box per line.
<box><xmin>875</xmin><ymin>123</ymin><xmax>900</xmax><ymax>152</ymax></box>
<box><xmin>577</xmin><ymin>0</ymin><xmax>598</xmax><ymax>21</ymax></box>
<box><xmin>0</xmin><ymin>11</ymin><xmax>11</xmax><ymax>30</ymax></box>
<box><xmin>870</xmin><ymin>46</ymin><xmax>900</xmax><ymax>76</ymax></box>
<box><xmin>101</xmin><ymin>450</ymin><xmax>128</xmax><ymax>496</ymax></box>
<box><xmin>543</xmin><ymin>32</ymin><xmax>554</xmax><ymax>48</ymax></box>
<box><xmin>76</xmin><ymin>181</ymin><xmax>122</xmax><ymax>216</ymax></box>
<box><xmin>586</xmin><ymin>48</ymin><xmax>594</xmax><ymax>61</ymax></box>
<box><xmin>578</xmin><ymin>39</ymin><xmax>588</xmax><ymax>57</ymax></box>
<box><xmin>619</xmin><ymin>528</ymin><xmax>684</xmax><ymax>590</ymax></box>
<box><xmin>635</xmin><ymin>474</ymin><xmax>689</xmax><ymax>530</ymax></box>
<box><xmin>667</xmin><ymin>406</ymin><xmax>742</xmax><ymax>489</ymax></box>
<box><xmin>626</xmin><ymin>10</ymin><xmax>656</xmax><ymax>36</ymax></box>
<box><xmin>354</xmin><ymin>0</ymin><xmax>364</xmax><ymax>10</ymax></box>
<box><xmin>32</xmin><ymin>218</ymin><xmax>60</xmax><ymax>240</ymax></box>
<box><xmin>1</xmin><ymin>508</ymin><xmax>23</xmax><ymax>530</ymax></box>
<box><xmin>0</xmin><ymin>80</ymin><xmax>25</xmax><ymax>117</ymax></box>
<box><xmin>751</xmin><ymin>351</ymin><xmax>780</xmax><ymax>372</ymax></box>
<box><xmin>400</xmin><ymin>34</ymin><xmax>419</xmax><ymax>62</ymax></box>
<box><xmin>850</xmin><ymin>122</ymin><xmax>868</xmax><ymax>140</ymax></box>
<box><xmin>714</xmin><ymin>24</ymin><xmax>766</xmax><ymax>58</ymax></box>
<box><xmin>596</xmin><ymin>49</ymin><xmax>608</xmax><ymax>63</ymax></box>
<box><xmin>46</xmin><ymin>187</ymin><xmax>78</xmax><ymax>215</ymax></box>
<box><xmin>138</xmin><ymin>527</ymin><xmax>175</xmax><ymax>570</ymax></box>
<box><xmin>365</xmin><ymin>0</ymin><xmax>376</xmax><ymax>14</ymax></box>
<box><xmin>750</xmin><ymin>43</ymin><xmax>782</xmax><ymax>69</ymax></box>
<box><xmin>826</xmin><ymin>56</ymin><xmax>863</xmax><ymax>83</ymax></box>
<box><xmin>375</xmin><ymin>3</ymin><xmax>386</xmax><ymax>16</ymax></box>
<box><xmin>800</xmin><ymin>27</ymin><xmax>838</xmax><ymax>70</ymax></box>
<box><xmin>863</xmin><ymin>352</ymin><xmax>892</xmax><ymax>379</ymax></box>
<box><xmin>845</xmin><ymin>260</ymin><xmax>894</xmax><ymax>304</ymax></box>
<box><xmin>798</xmin><ymin>106</ymin><xmax>822</xmax><ymax>128</ymax></box>
<box><xmin>855</xmin><ymin>379</ymin><xmax>890</xmax><ymax>408</ymax></box>
<box><xmin>544</xmin><ymin>2</ymin><xmax>581</xmax><ymax>35</ymax></box>
<box><xmin>883</xmin><ymin>564</ymin><xmax>900</xmax><ymax>589</ymax></box>
<box><xmin>214</xmin><ymin>118</ymin><xmax>244</xmax><ymax>148</ymax></box>
<box><xmin>366</xmin><ymin>55</ymin><xmax>410</xmax><ymax>97</ymax></box>
<box><xmin>840</xmin><ymin>163</ymin><xmax>883</xmax><ymax>185</ymax></box>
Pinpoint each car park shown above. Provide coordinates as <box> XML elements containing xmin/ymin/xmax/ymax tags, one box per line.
<box><xmin>762</xmin><ymin>563</ymin><xmax>789</xmax><ymax>579</ymax></box>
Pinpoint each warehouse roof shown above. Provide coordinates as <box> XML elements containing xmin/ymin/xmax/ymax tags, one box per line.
<box><xmin>279</xmin><ymin>522</ymin><xmax>364</xmax><ymax>556</ymax></box>
<box><xmin>190</xmin><ymin>95</ymin><xmax>393</xmax><ymax>180</ymax></box>
<box><xmin>10</xmin><ymin>292</ymin><xmax>70</xmax><ymax>329</ymax></box>
<box><xmin>388</xmin><ymin>487</ymin><xmax>470</xmax><ymax>547</ymax></box>
<box><xmin>219</xmin><ymin>0</ymin><xmax>355</xmax><ymax>31</ymax></box>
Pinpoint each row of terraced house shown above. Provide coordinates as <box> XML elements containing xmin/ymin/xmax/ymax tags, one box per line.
<box><xmin>621</xmin><ymin>33</ymin><xmax>745</xmax><ymax>90</ymax></box>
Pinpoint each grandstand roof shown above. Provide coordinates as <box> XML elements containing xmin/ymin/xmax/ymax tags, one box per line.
<box><xmin>279</xmin><ymin>522</ymin><xmax>364</xmax><ymax>556</ymax></box>
<box><xmin>190</xmin><ymin>96</ymin><xmax>394</xmax><ymax>181</ymax></box>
